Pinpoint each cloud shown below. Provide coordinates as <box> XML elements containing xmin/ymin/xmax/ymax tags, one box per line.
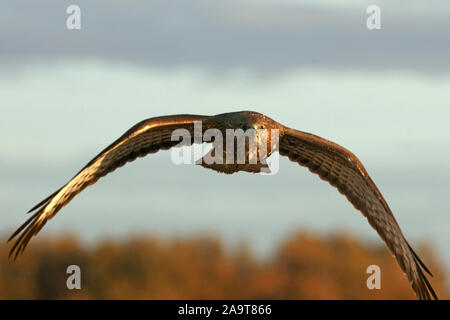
<box><xmin>1</xmin><ymin>0</ymin><xmax>450</xmax><ymax>74</ymax></box>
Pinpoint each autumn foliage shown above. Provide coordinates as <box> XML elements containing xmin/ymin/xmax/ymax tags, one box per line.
<box><xmin>0</xmin><ymin>231</ymin><xmax>447</xmax><ymax>299</ymax></box>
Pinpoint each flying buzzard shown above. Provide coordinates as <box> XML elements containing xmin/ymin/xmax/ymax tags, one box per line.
<box><xmin>8</xmin><ymin>111</ymin><xmax>437</xmax><ymax>299</ymax></box>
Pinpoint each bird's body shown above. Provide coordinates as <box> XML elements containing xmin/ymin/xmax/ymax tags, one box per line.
<box><xmin>198</xmin><ymin>111</ymin><xmax>283</xmax><ymax>174</ymax></box>
<box><xmin>8</xmin><ymin>111</ymin><xmax>437</xmax><ymax>299</ymax></box>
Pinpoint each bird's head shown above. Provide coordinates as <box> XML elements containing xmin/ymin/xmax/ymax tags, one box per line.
<box><xmin>209</xmin><ymin>110</ymin><xmax>281</xmax><ymax>131</ymax></box>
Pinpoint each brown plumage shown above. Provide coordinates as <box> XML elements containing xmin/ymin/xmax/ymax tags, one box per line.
<box><xmin>8</xmin><ymin>111</ymin><xmax>437</xmax><ymax>300</ymax></box>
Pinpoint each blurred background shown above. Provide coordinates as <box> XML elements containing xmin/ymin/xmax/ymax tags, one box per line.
<box><xmin>0</xmin><ymin>0</ymin><xmax>449</xmax><ymax>299</ymax></box>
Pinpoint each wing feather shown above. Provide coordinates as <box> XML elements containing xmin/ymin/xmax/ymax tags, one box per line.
<box><xmin>279</xmin><ymin>127</ymin><xmax>437</xmax><ymax>300</ymax></box>
<box><xmin>8</xmin><ymin>114</ymin><xmax>210</xmax><ymax>259</ymax></box>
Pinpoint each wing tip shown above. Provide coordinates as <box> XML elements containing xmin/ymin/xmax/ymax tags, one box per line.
<box><xmin>407</xmin><ymin>242</ymin><xmax>438</xmax><ymax>300</ymax></box>
<box><xmin>26</xmin><ymin>188</ymin><xmax>62</xmax><ymax>214</ymax></box>
<box><xmin>406</xmin><ymin>241</ymin><xmax>433</xmax><ymax>277</ymax></box>
<box><xmin>8</xmin><ymin>188</ymin><xmax>64</xmax><ymax>258</ymax></box>
<box><xmin>8</xmin><ymin>208</ymin><xmax>48</xmax><ymax>260</ymax></box>
<box><xmin>415</xmin><ymin>264</ymin><xmax>438</xmax><ymax>300</ymax></box>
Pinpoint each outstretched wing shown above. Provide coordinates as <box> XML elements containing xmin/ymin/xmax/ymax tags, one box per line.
<box><xmin>279</xmin><ymin>127</ymin><xmax>437</xmax><ymax>300</ymax></box>
<box><xmin>8</xmin><ymin>114</ymin><xmax>210</xmax><ymax>259</ymax></box>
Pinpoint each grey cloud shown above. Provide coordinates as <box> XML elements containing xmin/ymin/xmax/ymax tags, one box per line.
<box><xmin>1</xmin><ymin>0</ymin><xmax>450</xmax><ymax>74</ymax></box>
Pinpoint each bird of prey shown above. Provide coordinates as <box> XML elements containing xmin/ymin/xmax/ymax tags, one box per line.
<box><xmin>8</xmin><ymin>111</ymin><xmax>437</xmax><ymax>300</ymax></box>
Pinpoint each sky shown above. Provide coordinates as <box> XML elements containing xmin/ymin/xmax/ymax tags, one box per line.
<box><xmin>1</xmin><ymin>1</ymin><xmax>449</xmax><ymax>280</ymax></box>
